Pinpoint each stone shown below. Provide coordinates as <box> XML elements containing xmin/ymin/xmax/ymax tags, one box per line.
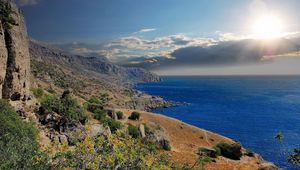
<box><xmin>259</xmin><ymin>163</ymin><xmax>279</xmax><ymax>170</ymax></box>
<box><xmin>144</xmin><ymin>122</ymin><xmax>171</xmax><ymax>150</ymax></box>
<box><xmin>106</xmin><ymin>109</ymin><xmax>117</xmax><ymax>120</ymax></box>
<box><xmin>0</xmin><ymin>0</ymin><xmax>30</xmax><ymax>101</ymax></box>
<box><xmin>103</xmin><ymin>126</ymin><xmax>111</xmax><ymax>137</ymax></box>
<box><xmin>59</xmin><ymin>134</ymin><xmax>68</xmax><ymax>145</ymax></box>
<box><xmin>139</xmin><ymin>124</ymin><xmax>146</xmax><ymax>138</ymax></box>
<box><xmin>90</xmin><ymin>124</ymin><xmax>105</xmax><ymax>137</ymax></box>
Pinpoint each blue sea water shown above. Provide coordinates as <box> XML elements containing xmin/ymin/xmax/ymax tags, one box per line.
<box><xmin>136</xmin><ymin>76</ymin><xmax>300</xmax><ymax>169</ymax></box>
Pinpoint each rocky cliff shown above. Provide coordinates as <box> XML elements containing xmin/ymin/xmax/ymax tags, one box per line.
<box><xmin>0</xmin><ymin>0</ymin><xmax>30</xmax><ymax>101</ymax></box>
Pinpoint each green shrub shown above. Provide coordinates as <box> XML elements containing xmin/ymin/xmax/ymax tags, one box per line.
<box><xmin>116</xmin><ymin>111</ymin><xmax>123</xmax><ymax>119</ymax></box>
<box><xmin>93</xmin><ymin>109</ymin><xmax>107</xmax><ymax>121</ymax></box>
<box><xmin>213</xmin><ymin>142</ymin><xmax>242</xmax><ymax>160</ymax></box>
<box><xmin>128</xmin><ymin>124</ymin><xmax>140</xmax><ymax>138</ymax></box>
<box><xmin>0</xmin><ymin>99</ymin><xmax>49</xmax><ymax>169</ymax></box>
<box><xmin>31</xmin><ymin>88</ymin><xmax>44</xmax><ymax>98</ymax></box>
<box><xmin>88</xmin><ymin>96</ymin><xmax>101</xmax><ymax>104</ymax></box>
<box><xmin>162</xmin><ymin>141</ymin><xmax>171</xmax><ymax>151</ymax></box>
<box><xmin>129</xmin><ymin>111</ymin><xmax>140</xmax><ymax>120</ymax></box>
<box><xmin>0</xmin><ymin>1</ymin><xmax>17</xmax><ymax>29</ymax></box>
<box><xmin>41</xmin><ymin>95</ymin><xmax>87</xmax><ymax>124</ymax></box>
<box><xmin>104</xmin><ymin>118</ymin><xmax>121</xmax><ymax>133</ymax></box>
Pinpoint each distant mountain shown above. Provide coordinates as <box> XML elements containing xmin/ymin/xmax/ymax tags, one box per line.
<box><xmin>29</xmin><ymin>40</ymin><xmax>160</xmax><ymax>85</ymax></box>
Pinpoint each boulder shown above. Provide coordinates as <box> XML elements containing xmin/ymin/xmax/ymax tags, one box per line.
<box><xmin>59</xmin><ymin>135</ymin><xmax>68</xmax><ymax>145</ymax></box>
<box><xmin>139</xmin><ymin>124</ymin><xmax>146</xmax><ymax>138</ymax></box>
<box><xmin>144</xmin><ymin>122</ymin><xmax>171</xmax><ymax>150</ymax></box>
<box><xmin>107</xmin><ymin>109</ymin><xmax>118</xmax><ymax>120</ymax></box>
<box><xmin>90</xmin><ymin>124</ymin><xmax>105</xmax><ymax>137</ymax></box>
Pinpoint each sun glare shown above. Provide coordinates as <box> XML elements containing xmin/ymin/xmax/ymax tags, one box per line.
<box><xmin>252</xmin><ymin>15</ymin><xmax>283</xmax><ymax>39</ymax></box>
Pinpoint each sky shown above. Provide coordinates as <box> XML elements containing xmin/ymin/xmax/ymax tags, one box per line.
<box><xmin>18</xmin><ymin>0</ymin><xmax>300</xmax><ymax>75</ymax></box>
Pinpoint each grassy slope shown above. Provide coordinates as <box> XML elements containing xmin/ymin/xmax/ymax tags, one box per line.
<box><xmin>119</xmin><ymin>109</ymin><xmax>272</xmax><ymax>170</ymax></box>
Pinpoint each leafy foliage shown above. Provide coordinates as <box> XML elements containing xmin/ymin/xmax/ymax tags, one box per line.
<box><xmin>275</xmin><ymin>131</ymin><xmax>284</xmax><ymax>141</ymax></box>
<box><xmin>52</xmin><ymin>130</ymin><xmax>176</xmax><ymax>170</ymax></box>
<box><xmin>104</xmin><ymin>118</ymin><xmax>122</xmax><ymax>133</ymax></box>
<box><xmin>116</xmin><ymin>111</ymin><xmax>124</xmax><ymax>119</ymax></box>
<box><xmin>41</xmin><ymin>94</ymin><xmax>87</xmax><ymax>123</ymax></box>
<box><xmin>93</xmin><ymin>108</ymin><xmax>108</xmax><ymax>121</ymax></box>
<box><xmin>0</xmin><ymin>99</ymin><xmax>49</xmax><ymax>169</ymax></box>
<box><xmin>213</xmin><ymin>142</ymin><xmax>242</xmax><ymax>160</ymax></box>
<box><xmin>128</xmin><ymin>124</ymin><xmax>141</xmax><ymax>139</ymax></box>
<box><xmin>31</xmin><ymin>88</ymin><xmax>44</xmax><ymax>98</ymax></box>
<box><xmin>129</xmin><ymin>111</ymin><xmax>141</xmax><ymax>120</ymax></box>
<box><xmin>288</xmin><ymin>149</ymin><xmax>300</xmax><ymax>165</ymax></box>
<box><xmin>87</xmin><ymin>94</ymin><xmax>109</xmax><ymax>107</ymax></box>
<box><xmin>0</xmin><ymin>1</ymin><xmax>17</xmax><ymax>29</ymax></box>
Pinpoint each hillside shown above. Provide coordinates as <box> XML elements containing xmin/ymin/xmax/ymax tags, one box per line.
<box><xmin>29</xmin><ymin>40</ymin><xmax>170</xmax><ymax>110</ymax></box>
<box><xmin>118</xmin><ymin>109</ymin><xmax>278</xmax><ymax>170</ymax></box>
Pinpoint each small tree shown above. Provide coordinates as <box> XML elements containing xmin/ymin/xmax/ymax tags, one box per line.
<box><xmin>129</xmin><ymin>111</ymin><xmax>140</xmax><ymax>120</ymax></box>
<box><xmin>128</xmin><ymin>124</ymin><xmax>140</xmax><ymax>138</ymax></box>
<box><xmin>116</xmin><ymin>111</ymin><xmax>123</xmax><ymax>119</ymax></box>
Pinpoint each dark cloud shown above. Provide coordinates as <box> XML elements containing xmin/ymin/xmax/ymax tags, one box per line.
<box><xmin>119</xmin><ymin>38</ymin><xmax>300</xmax><ymax>69</ymax></box>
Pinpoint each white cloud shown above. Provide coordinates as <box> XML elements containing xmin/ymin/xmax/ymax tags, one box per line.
<box><xmin>133</xmin><ymin>28</ymin><xmax>156</xmax><ymax>34</ymax></box>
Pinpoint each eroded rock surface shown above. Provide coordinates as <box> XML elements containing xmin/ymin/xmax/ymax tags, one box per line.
<box><xmin>0</xmin><ymin>0</ymin><xmax>30</xmax><ymax>101</ymax></box>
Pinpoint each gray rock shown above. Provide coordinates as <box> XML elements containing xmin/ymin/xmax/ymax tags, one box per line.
<box><xmin>103</xmin><ymin>126</ymin><xmax>112</xmax><ymax>137</ymax></box>
<box><xmin>107</xmin><ymin>109</ymin><xmax>118</xmax><ymax>120</ymax></box>
<box><xmin>139</xmin><ymin>124</ymin><xmax>146</xmax><ymax>138</ymax></box>
<box><xmin>0</xmin><ymin>0</ymin><xmax>30</xmax><ymax>101</ymax></box>
<box><xmin>144</xmin><ymin>122</ymin><xmax>171</xmax><ymax>150</ymax></box>
<box><xmin>90</xmin><ymin>124</ymin><xmax>105</xmax><ymax>137</ymax></box>
<box><xmin>59</xmin><ymin>135</ymin><xmax>68</xmax><ymax>145</ymax></box>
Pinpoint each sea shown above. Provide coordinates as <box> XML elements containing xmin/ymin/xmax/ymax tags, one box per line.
<box><xmin>136</xmin><ymin>76</ymin><xmax>300</xmax><ymax>169</ymax></box>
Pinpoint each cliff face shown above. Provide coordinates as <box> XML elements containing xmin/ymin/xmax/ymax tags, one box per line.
<box><xmin>0</xmin><ymin>0</ymin><xmax>30</xmax><ymax>101</ymax></box>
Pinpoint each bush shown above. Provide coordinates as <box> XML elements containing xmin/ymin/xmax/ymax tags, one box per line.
<box><xmin>128</xmin><ymin>124</ymin><xmax>140</xmax><ymax>138</ymax></box>
<box><xmin>0</xmin><ymin>99</ymin><xmax>49</xmax><ymax>169</ymax></box>
<box><xmin>116</xmin><ymin>111</ymin><xmax>123</xmax><ymax>119</ymax></box>
<box><xmin>31</xmin><ymin>88</ymin><xmax>44</xmax><ymax>98</ymax></box>
<box><xmin>104</xmin><ymin>118</ymin><xmax>121</xmax><ymax>133</ymax></box>
<box><xmin>161</xmin><ymin>140</ymin><xmax>171</xmax><ymax>151</ymax></box>
<box><xmin>213</xmin><ymin>142</ymin><xmax>242</xmax><ymax>160</ymax></box>
<box><xmin>88</xmin><ymin>96</ymin><xmax>101</xmax><ymax>105</ymax></box>
<box><xmin>198</xmin><ymin>147</ymin><xmax>218</xmax><ymax>158</ymax></box>
<box><xmin>129</xmin><ymin>111</ymin><xmax>140</xmax><ymax>120</ymax></box>
<box><xmin>41</xmin><ymin>94</ymin><xmax>87</xmax><ymax>124</ymax></box>
<box><xmin>93</xmin><ymin>109</ymin><xmax>107</xmax><ymax>121</ymax></box>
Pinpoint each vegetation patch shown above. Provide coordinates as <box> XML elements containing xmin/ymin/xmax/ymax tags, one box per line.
<box><xmin>129</xmin><ymin>111</ymin><xmax>141</xmax><ymax>120</ymax></box>
<box><xmin>40</xmin><ymin>94</ymin><xmax>87</xmax><ymax>124</ymax></box>
<box><xmin>128</xmin><ymin>124</ymin><xmax>140</xmax><ymax>138</ymax></box>
<box><xmin>213</xmin><ymin>142</ymin><xmax>242</xmax><ymax>160</ymax></box>
<box><xmin>0</xmin><ymin>99</ymin><xmax>49</xmax><ymax>169</ymax></box>
<box><xmin>116</xmin><ymin>111</ymin><xmax>123</xmax><ymax>119</ymax></box>
<box><xmin>31</xmin><ymin>88</ymin><xmax>44</xmax><ymax>98</ymax></box>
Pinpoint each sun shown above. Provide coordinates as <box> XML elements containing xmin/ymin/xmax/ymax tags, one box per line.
<box><xmin>252</xmin><ymin>15</ymin><xmax>283</xmax><ymax>39</ymax></box>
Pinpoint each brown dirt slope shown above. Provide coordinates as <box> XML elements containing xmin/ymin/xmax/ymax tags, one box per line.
<box><xmin>119</xmin><ymin>109</ymin><xmax>276</xmax><ymax>170</ymax></box>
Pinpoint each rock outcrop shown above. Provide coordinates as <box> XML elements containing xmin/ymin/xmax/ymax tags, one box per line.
<box><xmin>0</xmin><ymin>0</ymin><xmax>30</xmax><ymax>101</ymax></box>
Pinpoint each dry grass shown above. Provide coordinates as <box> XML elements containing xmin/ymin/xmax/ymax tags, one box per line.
<box><xmin>118</xmin><ymin>109</ymin><xmax>271</xmax><ymax>170</ymax></box>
